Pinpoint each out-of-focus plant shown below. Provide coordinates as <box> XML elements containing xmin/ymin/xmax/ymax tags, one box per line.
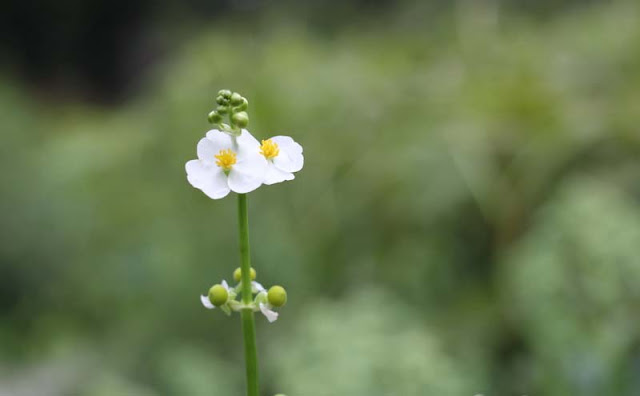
<box><xmin>502</xmin><ymin>177</ymin><xmax>640</xmax><ymax>395</ymax></box>
<box><xmin>267</xmin><ymin>289</ymin><xmax>484</xmax><ymax>396</ymax></box>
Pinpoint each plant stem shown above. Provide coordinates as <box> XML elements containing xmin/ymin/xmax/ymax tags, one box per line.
<box><xmin>237</xmin><ymin>193</ymin><xmax>259</xmax><ymax>396</ymax></box>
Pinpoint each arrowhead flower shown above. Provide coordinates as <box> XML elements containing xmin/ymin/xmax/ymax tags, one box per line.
<box><xmin>259</xmin><ymin>136</ymin><xmax>304</xmax><ymax>185</ymax></box>
<box><xmin>191</xmin><ymin>90</ymin><xmax>299</xmax><ymax>396</ymax></box>
<box><xmin>186</xmin><ymin>129</ymin><xmax>267</xmax><ymax>199</ymax></box>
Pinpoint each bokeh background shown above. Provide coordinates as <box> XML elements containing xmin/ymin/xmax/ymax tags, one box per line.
<box><xmin>2</xmin><ymin>0</ymin><xmax>640</xmax><ymax>395</ymax></box>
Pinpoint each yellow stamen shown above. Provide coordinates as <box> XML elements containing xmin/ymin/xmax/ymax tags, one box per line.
<box><xmin>214</xmin><ymin>148</ymin><xmax>237</xmax><ymax>171</ymax></box>
<box><xmin>260</xmin><ymin>139</ymin><xmax>280</xmax><ymax>159</ymax></box>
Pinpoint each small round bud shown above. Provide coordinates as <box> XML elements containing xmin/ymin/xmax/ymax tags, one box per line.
<box><xmin>215</xmin><ymin>95</ymin><xmax>227</xmax><ymax>106</ymax></box>
<box><xmin>230</xmin><ymin>92</ymin><xmax>244</xmax><ymax>106</ymax></box>
<box><xmin>267</xmin><ymin>286</ymin><xmax>287</xmax><ymax>307</ymax></box>
<box><xmin>218</xmin><ymin>89</ymin><xmax>232</xmax><ymax>99</ymax></box>
<box><xmin>208</xmin><ymin>284</ymin><xmax>229</xmax><ymax>306</ymax></box>
<box><xmin>233</xmin><ymin>98</ymin><xmax>248</xmax><ymax>112</ymax></box>
<box><xmin>208</xmin><ymin>110</ymin><xmax>223</xmax><ymax>124</ymax></box>
<box><xmin>233</xmin><ymin>267</ymin><xmax>257</xmax><ymax>282</ymax></box>
<box><xmin>231</xmin><ymin>111</ymin><xmax>249</xmax><ymax>128</ymax></box>
<box><xmin>216</xmin><ymin>105</ymin><xmax>229</xmax><ymax>115</ymax></box>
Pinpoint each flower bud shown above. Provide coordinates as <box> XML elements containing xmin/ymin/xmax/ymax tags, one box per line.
<box><xmin>215</xmin><ymin>95</ymin><xmax>227</xmax><ymax>106</ymax></box>
<box><xmin>267</xmin><ymin>286</ymin><xmax>287</xmax><ymax>307</ymax></box>
<box><xmin>232</xmin><ymin>111</ymin><xmax>249</xmax><ymax>128</ymax></box>
<box><xmin>233</xmin><ymin>98</ymin><xmax>248</xmax><ymax>112</ymax></box>
<box><xmin>208</xmin><ymin>284</ymin><xmax>229</xmax><ymax>306</ymax></box>
<box><xmin>208</xmin><ymin>110</ymin><xmax>223</xmax><ymax>124</ymax></box>
<box><xmin>230</xmin><ymin>92</ymin><xmax>244</xmax><ymax>106</ymax></box>
<box><xmin>216</xmin><ymin>105</ymin><xmax>229</xmax><ymax>115</ymax></box>
<box><xmin>218</xmin><ymin>89</ymin><xmax>232</xmax><ymax>99</ymax></box>
<box><xmin>233</xmin><ymin>267</ymin><xmax>257</xmax><ymax>282</ymax></box>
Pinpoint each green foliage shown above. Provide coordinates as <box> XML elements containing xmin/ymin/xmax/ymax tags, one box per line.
<box><xmin>268</xmin><ymin>289</ymin><xmax>483</xmax><ymax>396</ymax></box>
<box><xmin>503</xmin><ymin>177</ymin><xmax>640</xmax><ymax>395</ymax></box>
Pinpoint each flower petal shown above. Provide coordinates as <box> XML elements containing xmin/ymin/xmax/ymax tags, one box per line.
<box><xmin>271</xmin><ymin>136</ymin><xmax>303</xmax><ymax>155</ymax></box>
<box><xmin>228</xmin><ymin>154</ymin><xmax>267</xmax><ymax>194</ymax></box>
<box><xmin>237</xmin><ymin>129</ymin><xmax>261</xmax><ymax>149</ymax></box>
<box><xmin>259</xmin><ymin>303</ymin><xmax>279</xmax><ymax>323</ymax></box>
<box><xmin>252</xmin><ymin>281</ymin><xmax>265</xmax><ymax>293</ymax></box>
<box><xmin>186</xmin><ymin>160</ymin><xmax>230</xmax><ymax>199</ymax></box>
<box><xmin>205</xmin><ymin>129</ymin><xmax>235</xmax><ymax>151</ymax></box>
<box><xmin>186</xmin><ymin>159</ymin><xmax>208</xmax><ymax>189</ymax></box>
<box><xmin>271</xmin><ymin>136</ymin><xmax>304</xmax><ymax>173</ymax></box>
<box><xmin>200</xmin><ymin>177</ymin><xmax>231</xmax><ymax>199</ymax></box>
<box><xmin>263</xmin><ymin>162</ymin><xmax>294</xmax><ymax>185</ymax></box>
<box><xmin>201</xmin><ymin>295</ymin><xmax>215</xmax><ymax>309</ymax></box>
<box><xmin>196</xmin><ymin>137</ymin><xmax>217</xmax><ymax>164</ymax></box>
<box><xmin>222</xmin><ymin>280</ymin><xmax>230</xmax><ymax>290</ymax></box>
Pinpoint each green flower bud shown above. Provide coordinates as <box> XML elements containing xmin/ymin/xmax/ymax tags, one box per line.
<box><xmin>233</xmin><ymin>98</ymin><xmax>249</xmax><ymax>112</ymax></box>
<box><xmin>218</xmin><ymin>89</ymin><xmax>232</xmax><ymax>99</ymax></box>
<box><xmin>267</xmin><ymin>286</ymin><xmax>287</xmax><ymax>307</ymax></box>
<box><xmin>208</xmin><ymin>284</ymin><xmax>229</xmax><ymax>306</ymax></box>
<box><xmin>208</xmin><ymin>110</ymin><xmax>223</xmax><ymax>124</ymax></box>
<box><xmin>215</xmin><ymin>95</ymin><xmax>227</xmax><ymax>106</ymax></box>
<box><xmin>230</xmin><ymin>92</ymin><xmax>244</xmax><ymax>106</ymax></box>
<box><xmin>231</xmin><ymin>111</ymin><xmax>249</xmax><ymax>128</ymax></box>
<box><xmin>233</xmin><ymin>267</ymin><xmax>257</xmax><ymax>282</ymax></box>
<box><xmin>216</xmin><ymin>105</ymin><xmax>229</xmax><ymax>115</ymax></box>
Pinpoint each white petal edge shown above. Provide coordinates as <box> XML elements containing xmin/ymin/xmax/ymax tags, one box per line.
<box><xmin>259</xmin><ymin>303</ymin><xmax>279</xmax><ymax>323</ymax></box>
<box><xmin>263</xmin><ymin>162</ymin><xmax>294</xmax><ymax>185</ymax></box>
<box><xmin>236</xmin><ymin>129</ymin><xmax>261</xmax><ymax>149</ymax></box>
<box><xmin>271</xmin><ymin>136</ymin><xmax>304</xmax><ymax>173</ymax></box>
<box><xmin>196</xmin><ymin>137</ymin><xmax>217</xmax><ymax>164</ymax></box>
<box><xmin>228</xmin><ymin>155</ymin><xmax>267</xmax><ymax>194</ymax></box>
<box><xmin>202</xmin><ymin>169</ymin><xmax>231</xmax><ymax>199</ymax></box>
<box><xmin>201</xmin><ymin>295</ymin><xmax>215</xmax><ymax>309</ymax></box>
<box><xmin>205</xmin><ymin>129</ymin><xmax>235</xmax><ymax>151</ymax></box>
<box><xmin>252</xmin><ymin>281</ymin><xmax>265</xmax><ymax>293</ymax></box>
<box><xmin>186</xmin><ymin>159</ymin><xmax>209</xmax><ymax>189</ymax></box>
<box><xmin>271</xmin><ymin>136</ymin><xmax>303</xmax><ymax>155</ymax></box>
<box><xmin>222</xmin><ymin>280</ymin><xmax>230</xmax><ymax>290</ymax></box>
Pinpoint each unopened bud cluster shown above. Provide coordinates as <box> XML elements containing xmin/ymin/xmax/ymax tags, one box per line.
<box><xmin>202</xmin><ymin>267</ymin><xmax>287</xmax><ymax>322</ymax></box>
<box><xmin>208</xmin><ymin>89</ymin><xmax>250</xmax><ymax>135</ymax></box>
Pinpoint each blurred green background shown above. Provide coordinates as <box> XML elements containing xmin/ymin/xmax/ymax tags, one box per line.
<box><xmin>2</xmin><ymin>0</ymin><xmax>640</xmax><ymax>395</ymax></box>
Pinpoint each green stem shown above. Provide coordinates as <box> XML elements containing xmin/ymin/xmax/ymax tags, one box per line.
<box><xmin>237</xmin><ymin>193</ymin><xmax>259</xmax><ymax>396</ymax></box>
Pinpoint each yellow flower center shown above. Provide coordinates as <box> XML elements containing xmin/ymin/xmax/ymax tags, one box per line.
<box><xmin>214</xmin><ymin>148</ymin><xmax>237</xmax><ymax>171</ymax></box>
<box><xmin>260</xmin><ymin>139</ymin><xmax>280</xmax><ymax>160</ymax></box>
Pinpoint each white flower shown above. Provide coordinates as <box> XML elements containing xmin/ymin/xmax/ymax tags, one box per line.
<box><xmin>200</xmin><ymin>280</ymin><xmax>230</xmax><ymax>309</ymax></box>
<box><xmin>259</xmin><ymin>302</ymin><xmax>279</xmax><ymax>323</ymax></box>
<box><xmin>258</xmin><ymin>136</ymin><xmax>304</xmax><ymax>185</ymax></box>
<box><xmin>186</xmin><ymin>129</ymin><xmax>268</xmax><ymax>199</ymax></box>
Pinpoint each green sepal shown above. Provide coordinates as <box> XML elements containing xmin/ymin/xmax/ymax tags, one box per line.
<box><xmin>219</xmin><ymin>304</ymin><xmax>232</xmax><ymax>316</ymax></box>
<box><xmin>254</xmin><ymin>291</ymin><xmax>268</xmax><ymax>306</ymax></box>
